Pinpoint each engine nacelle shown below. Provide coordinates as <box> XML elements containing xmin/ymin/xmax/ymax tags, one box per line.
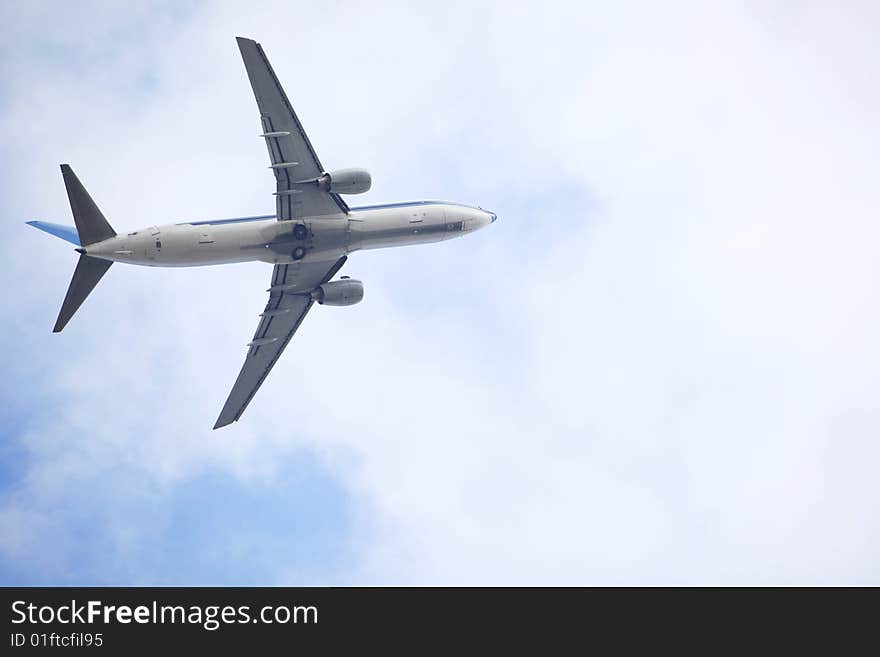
<box><xmin>313</xmin><ymin>278</ymin><xmax>364</xmax><ymax>306</ymax></box>
<box><xmin>317</xmin><ymin>168</ymin><xmax>371</xmax><ymax>195</ymax></box>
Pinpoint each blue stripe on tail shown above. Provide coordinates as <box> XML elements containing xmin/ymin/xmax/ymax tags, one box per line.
<box><xmin>26</xmin><ymin>221</ymin><xmax>81</xmax><ymax>246</ymax></box>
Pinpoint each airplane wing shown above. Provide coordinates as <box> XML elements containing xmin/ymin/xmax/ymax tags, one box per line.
<box><xmin>214</xmin><ymin>255</ymin><xmax>348</xmax><ymax>429</ymax></box>
<box><xmin>237</xmin><ymin>36</ymin><xmax>349</xmax><ymax>221</ymax></box>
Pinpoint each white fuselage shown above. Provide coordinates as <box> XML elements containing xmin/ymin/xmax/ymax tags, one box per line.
<box><xmin>82</xmin><ymin>201</ymin><xmax>496</xmax><ymax>267</ymax></box>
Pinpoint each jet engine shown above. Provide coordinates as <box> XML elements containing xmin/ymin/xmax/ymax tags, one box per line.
<box><xmin>317</xmin><ymin>168</ymin><xmax>371</xmax><ymax>195</ymax></box>
<box><xmin>312</xmin><ymin>277</ymin><xmax>364</xmax><ymax>306</ymax></box>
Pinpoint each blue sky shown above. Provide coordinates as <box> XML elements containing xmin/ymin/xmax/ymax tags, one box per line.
<box><xmin>1</xmin><ymin>1</ymin><xmax>879</xmax><ymax>585</ymax></box>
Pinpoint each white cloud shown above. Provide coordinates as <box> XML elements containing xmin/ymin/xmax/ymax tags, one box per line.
<box><xmin>1</xmin><ymin>0</ymin><xmax>878</xmax><ymax>584</ymax></box>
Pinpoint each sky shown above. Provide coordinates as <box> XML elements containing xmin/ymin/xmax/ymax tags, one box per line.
<box><xmin>1</xmin><ymin>0</ymin><xmax>878</xmax><ymax>585</ymax></box>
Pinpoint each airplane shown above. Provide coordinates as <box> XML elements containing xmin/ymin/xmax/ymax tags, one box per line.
<box><xmin>26</xmin><ymin>37</ymin><xmax>496</xmax><ymax>429</ymax></box>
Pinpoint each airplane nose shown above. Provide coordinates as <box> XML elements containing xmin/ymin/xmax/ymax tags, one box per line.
<box><xmin>488</xmin><ymin>211</ymin><xmax>497</xmax><ymax>223</ymax></box>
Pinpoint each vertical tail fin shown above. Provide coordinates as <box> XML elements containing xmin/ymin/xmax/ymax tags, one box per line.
<box><xmin>60</xmin><ymin>164</ymin><xmax>115</xmax><ymax>246</ymax></box>
<box><xmin>51</xmin><ymin>165</ymin><xmax>115</xmax><ymax>332</ymax></box>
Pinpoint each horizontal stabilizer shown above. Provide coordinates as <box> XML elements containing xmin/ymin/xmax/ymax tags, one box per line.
<box><xmin>26</xmin><ymin>220</ymin><xmax>80</xmax><ymax>245</ymax></box>
<box><xmin>61</xmin><ymin>164</ymin><xmax>116</xmax><ymax>246</ymax></box>
<box><xmin>53</xmin><ymin>254</ymin><xmax>112</xmax><ymax>333</ymax></box>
